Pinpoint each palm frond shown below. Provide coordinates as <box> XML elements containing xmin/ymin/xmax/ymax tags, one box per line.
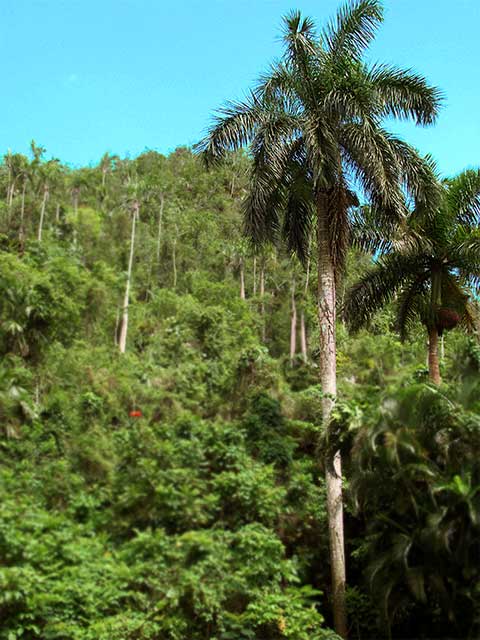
<box><xmin>195</xmin><ymin>93</ymin><xmax>261</xmax><ymax>165</ymax></box>
<box><xmin>282</xmin><ymin>10</ymin><xmax>317</xmax><ymax>64</ymax></box>
<box><xmin>396</xmin><ymin>277</ymin><xmax>428</xmax><ymax>341</ymax></box>
<box><xmin>344</xmin><ymin>251</ymin><xmax>425</xmax><ymax>330</ymax></box>
<box><xmin>445</xmin><ymin>168</ymin><xmax>480</xmax><ymax>227</ymax></box>
<box><xmin>324</xmin><ymin>0</ymin><xmax>383</xmax><ymax>60</ymax></box>
<box><xmin>369</xmin><ymin>64</ymin><xmax>443</xmax><ymax>126</ymax></box>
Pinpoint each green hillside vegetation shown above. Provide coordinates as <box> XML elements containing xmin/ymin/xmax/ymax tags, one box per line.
<box><xmin>0</xmin><ymin>3</ymin><xmax>479</xmax><ymax>640</ymax></box>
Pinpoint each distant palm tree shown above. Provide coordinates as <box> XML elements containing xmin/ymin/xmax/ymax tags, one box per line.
<box><xmin>345</xmin><ymin>169</ymin><xmax>480</xmax><ymax>384</ymax></box>
<box><xmin>197</xmin><ymin>1</ymin><xmax>441</xmax><ymax>635</ymax></box>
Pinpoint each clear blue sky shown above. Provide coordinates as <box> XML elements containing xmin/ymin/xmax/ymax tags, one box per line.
<box><xmin>1</xmin><ymin>0</ymin><xmax>478</xmax><ymax>175</ymax></box>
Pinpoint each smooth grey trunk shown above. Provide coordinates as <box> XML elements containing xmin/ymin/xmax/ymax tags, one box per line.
<box><xmin>260</xmin><ymin>263</ymin><xmax>266</xmax><ymax>341</ymax></box>
<box><xmin>19</xmin><ymin>180</ymin><xmax>26</xmax><ymax>246</ymax></box>
<box><xmin>440</xmin><ymin>334</ymin><xmax>445</xmax><ymax>364</ymax></box>
<box><xmin>317</xmin><ymin>194</ymin><xmax>347</xmax><ymax>639</ymax></box>
<box><xmin>290</xmin><ymin>277</ymin><xmax>297</xmax><ymax>364</ymax></box>
<box><xmin>114</xmin><ymin>307</ymin><xmax>120</xmax><ymax>346</ymax></box>
<box><xmin>37</xmin><ymin>185</ymin><xmax>49</xmax><ymax>242</ymax></box>
<box><xmin>172</xmin><ymin>223</ymin><xmax>178</xmax><ymax>289</ymax></box>
<box><xmin>240</xmin><ymin>258</ymin><xmax>245</xmax><ymax>300</ymax></box>
<box><xmin>7</xmin><ymin>178</ymin><xmax>16</xmax><ymax>210</ymax></box>
<box><xmin>156</xmin><ymin>193</ymin><xmax>165</xmax><ymax>264</ymax></box>
<box><xmin>72</xmin><ymin>187</ymin><xmax>79</xmax><ymax>248</ymax></box>
<box><xmin>55</xmin><ymin>203</ymin><xmax>60</xmax><ymax>224</ymax></box>
<box><xmin>300</xmin><ymin>311</ymin><xmax>307</xmax><ymax>361</ymax></box>
<box><xmin>118</xmin><ymin>201</ymin><xmax>138</xmax><ymax>354</ymax></box>
<box><xmin>301</xmin><ymin>254</ymin><xmax>311</xmax><ymax>362</ymax></box>
<box><xmin>253</xmin><ymin>256</ymin><xmax>257</xmax><ymax>296</ymax></box>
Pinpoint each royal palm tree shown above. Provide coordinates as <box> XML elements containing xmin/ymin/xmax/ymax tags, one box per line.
<box><xmin>197</xmin><ymin>2</ymin><xmax>441</xmax><ymax>634</ymax></box>
<box><xmin>345</xmin><ymin>168</ymin><xmax>480</xmax><ymax>385</ymax></box>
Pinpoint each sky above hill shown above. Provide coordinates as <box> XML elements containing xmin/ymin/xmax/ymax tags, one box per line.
<box><xmin>1</xmin><ymin>0</ymin><xmax>478</xmax><ymax>175</ymax></box>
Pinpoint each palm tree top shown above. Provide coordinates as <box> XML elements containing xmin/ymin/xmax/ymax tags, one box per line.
<box><xmin>196</xmin><ymin>0</ymin><xmax>442</xmax><ymax>268</ymax></box>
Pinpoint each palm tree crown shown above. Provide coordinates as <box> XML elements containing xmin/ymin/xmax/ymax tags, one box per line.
<box><xmin>197</xmin><ymin>0</ymin><xmax>442</xmax><ymax>268</ymax></box>
<box><xmin>344</xmin><ymin>168</ymin><xmax>480</xmax><ymax>382</ymax></box>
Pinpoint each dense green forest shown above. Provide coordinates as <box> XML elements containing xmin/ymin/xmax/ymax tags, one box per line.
<box><xmin>1</xmin><ymin>2</ymin><xmax>479</xmax><ymax>640</ymax></box>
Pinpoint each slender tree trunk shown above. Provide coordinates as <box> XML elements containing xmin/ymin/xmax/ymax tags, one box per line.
<box><xmin>317</xmin><ymin>194</ymin><xmax>347</xmax><ymax>639</ymax></box>
<box><xmin>156</xmin><ymin>193</ymin><xmax>165</xmax><ymax>264</ymax></box>
<box><xmin>240</xmin><ymin>258</ymin><xmax>245</xmax><ymax>300</ymax></box>
<box><xmin>114</xmin><ymin>307</ymin><xmax>120</xmax><ymax>346</ymax></box>
<box><xmin>301</xmin><ymin>254</ymin><xmax>311</xmax><ymax>362</ymax></box>
<box><xmin>290</xmin><ymin>277</ymin><xmax>297</xmax><ymax>365</ymax></box>
<box><xmin>19</xmin><ymin>180</ymin><xmax>26</xmax><ymax>248</ymax></box>
<box><xmin>428</xmin><ymin>326</ymin><xmax>442</xmax><ymax>385</ymax></box>
<box><xmin>172</xmin><ymin>226</ymin><xmax>178</xmax><ymax>290</ymax></box>
<box><xmin>300</xmin><ymin>311</ymin><xmax>307</xmax><ymax>361</ymax></box>
<box><xmin>118</xmin><ymin>201</ymin><xmax>138</xmax><ymax>354</ymax></box>
<box><xmin>72</xmin><ymin>187</ymin><xmax>79</xmax><ymax>248</ymax></box>
<box><xmin>55</xmin><ymin>203</ymin><xmax>60</xmax><ymax>224</ymax></box>
<box><xmin>37</xmin><ymin>185</ymin><xmax>49</xmax><ymax>242</ymax></box>
<box><xmin>7</xmin><ymin>177</ymin><xmax>16</xmax><ymax>209</ymax></box>
<box><xmin>440</xmin><ymin>334</ymin><xmax>445</xmax><ymax>364</ymax></box>
<box><xmin>260</xmin><ymin>262</ymin><xmax>266</xmax><ymax>341</ymax></box>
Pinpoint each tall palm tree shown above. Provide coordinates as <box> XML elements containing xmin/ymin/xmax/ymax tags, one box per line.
<box><xmin>197</xmin><ymin>2</ymin><xmax>441</xmax><ymax>634</ymax></box>
<box><xmin>344</xmin><ymin>168</ymin><xmax>480</xmax><ymax>385</ymax></box>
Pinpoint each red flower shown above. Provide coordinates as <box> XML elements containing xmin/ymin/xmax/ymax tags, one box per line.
<box><xmin>129</xmin><ymin>410</ymin><xmax>142</xmax><ymax>418</ymax></box>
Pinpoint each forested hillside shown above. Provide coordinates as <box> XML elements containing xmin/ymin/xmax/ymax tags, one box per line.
<box><xmin>0</xmin><ymin>142</ymin><xmax>478</xmax><ymax>640</ymax></box>
<box><xmin>1</xmin><ymin>1</ymin><xmax>480</xmax><ymax>638</ymax></box>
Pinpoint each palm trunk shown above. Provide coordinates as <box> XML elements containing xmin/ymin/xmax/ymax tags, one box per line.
<box><xmin>428</xmin><ymin>326</ymin><xmax>442</xmax><ymax>385</ymax></box>
<box><xmin>19</xmin><ymin>180</ymin><xmax>26</xmax><ymax>248</ymax></box>
<box><xmin>156</xmin><ymin>193</ymin><xmax>165</xmax><ymax>264</ymax></box>
<box><xmin>118</xmin><ymin>201</ymin><xmax>138</xmax><ymax>354</ymax></box>
<box><xmin>260</xmin><ymin>262</ymin><xmax>266</xmax><ymax>341</ymax></box>
<box><xmin>290</xmin><ymin>277</ymin><xmax>297</xmax><ymax>365</ymax></box>
<box><xmin>300</xmin><ymin>311</ymin><xmax>307</xmax><ymax>361</ymax></box>
<box><xmin>172</xmin><ymin>227</ymin><xmax>178</xmax><ymax>289</ymax></box>
<box><xmin>72</xmin><ymin>187</ymin><xmax>79</xmax><ymax>248</ymax></box>
<box><xmin>37</xmin><ymin>185</ymin><xmax>49</xmax><ymax>242</ymax></box>
<box><xmin>301</xmin><ymin>254</ymin><xmax>311</xmax><ymax>362</ymax></box>
<box><xmin>240</xmin><ymin>258</ymin><xmax>245</xmax><ymax>300</ymax></box>
<box><xmin>317</xmin><ymin>194</ymin><xmax>347</xmax><ymax>639</ymax></box>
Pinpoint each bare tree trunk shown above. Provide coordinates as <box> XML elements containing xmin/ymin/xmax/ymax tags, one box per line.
<box><xmin>114</xmin><ymin>307</ymin><xmax>120</xmax><ymax>346</ymax></box>
<box><xmin>301</xmin><ymin>253</ymin><xmax>311</xmax><ymax>362</ymax></box>
<box><xmin>72</xmin><ymin>187</ymin><xmax>79</xmax><ymax>248</ymax></box>
<box><xmin>19</xmin><ymin>180</ymin><xmax>26</xmax><ymax>248</ymax></box>
<box><xmin>156</xmin><ymin>193</ymin><xmax>165</xmax><ymax>264</ymax></box>
<box><xmin>240</xmin><ymin>258</ymin><xmax>245</xmax><ymax>300</ymax></box>
<box><xmin>290</xmin><ymin>277</ymin><xmax>297</xmax><ymax>365</ymax></box>
<box><xmin>253</xmin><ymin>256</ymin><xmax>257</xmax><ymax>296</ymax></box>
<box><xmin>172</xmin><ymin>226</ymin><xmax>178</xmax><ymax>290</ymax></box>
<box><xmin>300</xmin><ymin>311</ymin><xmax>307</xmax><ymax>361</ymax></box>
<box><xmin>440</xmin><ymin>334</ymin><xmax>445</xmax><ymax>364</ymax></box>
<box><xmin>428</xmin><ymin>326</ymin><xmax>442</xmax><ymax>385</ymax></box>
<box><xmin>7</xmin><ymin>177</ymin><xmax>16</xmax><ymax>210</ymax></box>
<box><xmin>317</xmin><ymin>195</ymin><xmax>347</xmax><ymax>639</ymax></box>
<box><xmin>260</xmin><ymin>262</ymin><xmax>266</xmax><ymax>341</ymax></box>
<box><xmin>118</xmin><ymin>201</ymin><xmax>138</xmax><ymax>354</ymax></box>
<box><xmin>37</xmin><ymin>185</ymin><xmax>49</xmax><ymax>242</ymax></box>
<box><xmin>55</xmin><ymin>203</ymin><xmax>60</xmax><ymax>224</ymax></box>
